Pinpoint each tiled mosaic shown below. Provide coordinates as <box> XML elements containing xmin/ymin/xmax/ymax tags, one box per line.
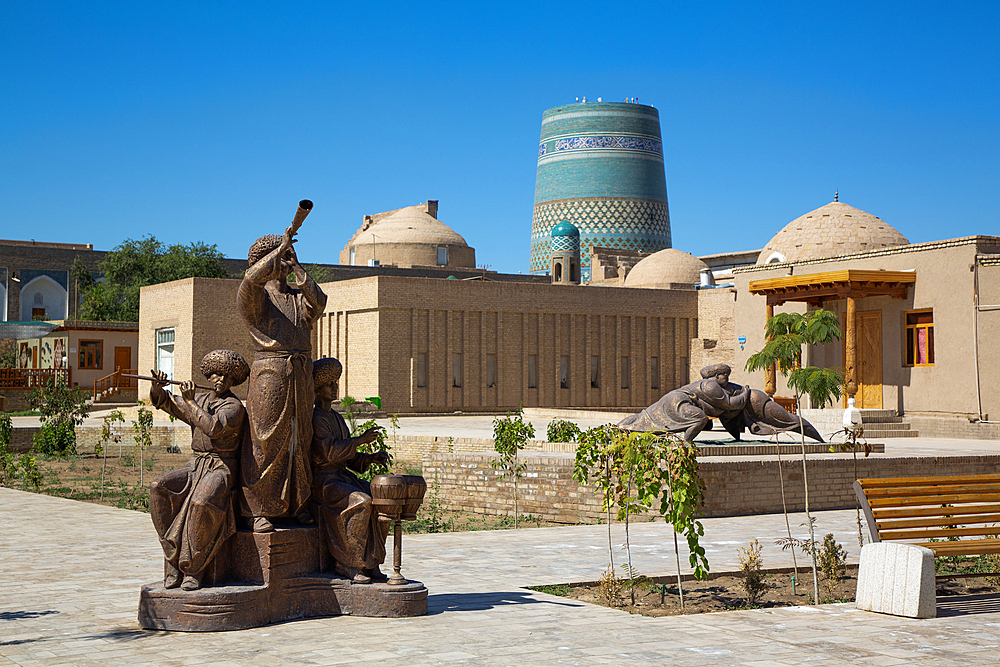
<box><xmin>537</xmin><ymin>135</ymin><xmax>663</xmax><ymax>161</ymax></box>
<box><xmin>550</xmin><ymin>234</ymin><xmax>580</xmax><ymax>253</ymax></box>
<box><xmin>530</xmin><ymin>198</ymin><xmax>670</xmax><ymax>276</ymax></box>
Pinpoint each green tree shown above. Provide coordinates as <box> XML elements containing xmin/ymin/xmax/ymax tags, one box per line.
<box><xmin>745</xmin><ymin>308</ymin><xmax>843</xmax><ymax>604</ymax></box>
<box><xmin>75</xmin><ymin>236</ymin><xmax>229</xmax><ymax>321</ymax></box>
<box><xmin>574</xmin><ymin>428</ymin><xmax>709</xmax><ymax>607</ymax></box>
<box><xmin>491</xmin><ymin>407</ymin><xmax>535</xmax><ymax>528</ymax></box>
<box><xmin>27</xmin><ymin>379</ymin><xmax>90</xmax><ymax>456</ymax></box>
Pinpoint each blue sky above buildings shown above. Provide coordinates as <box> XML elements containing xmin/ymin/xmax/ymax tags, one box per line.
<box><xmin>2</xmin><ymin>1</ymin><xmax>997</xmax><ymax>273</ymax></box>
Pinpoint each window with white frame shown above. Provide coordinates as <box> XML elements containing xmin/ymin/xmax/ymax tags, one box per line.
<box><xmin>156</xmin><ymin>327</ymin><xmax>175</xmax><ymax>381</ymax></box>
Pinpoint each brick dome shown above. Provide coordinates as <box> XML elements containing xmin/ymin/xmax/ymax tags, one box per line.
<box><xmin>351</xmin><ymin>205</ymin><xmax>468</xmax><ymax>247</ymax></box>
<box><xmin>624</xmin><ymin>248</ymin><xmax>708</xmax><ymax>288</ymax></box>
<box><xmin>757</xmin><ymin>201</ymin><xmax>909</xmax><ymax>265</ymax></box>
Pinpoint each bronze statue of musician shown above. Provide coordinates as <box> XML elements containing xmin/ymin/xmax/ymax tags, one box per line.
<box><xmin>148</xmin><ymin>350</ymin><xmax>250</xmax><ymax>591</ymax></box>
<box><xmin>309</xmin><ymin>358</ymin><xmax>392</xmax><ymax>584</ymax></box>
<box><xmin>238</xmin><ymin>201</ymin><xmax>328</xmax><ymax>533</ymax></box>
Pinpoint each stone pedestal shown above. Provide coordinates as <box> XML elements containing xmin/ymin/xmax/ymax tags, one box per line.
<box><xmin>138</xmin><ymin>526</ymin><xmax>427</xmax><ymax>631</ymax></box>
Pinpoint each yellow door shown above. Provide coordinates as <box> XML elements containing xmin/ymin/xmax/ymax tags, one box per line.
<box><xmin>857</xmin><ymin>310</ymin><xmax>883</xmax><ymax>409</ymax></box>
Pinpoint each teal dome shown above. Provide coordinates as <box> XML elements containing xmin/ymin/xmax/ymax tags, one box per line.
<box><xmin>551</xmin><ymin>221</ymin><xmax>580</xmax><ymax>238</ymax></box>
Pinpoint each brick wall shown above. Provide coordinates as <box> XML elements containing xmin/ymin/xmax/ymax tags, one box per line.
<box><xmin>907</xmin><ymin>416</ymin><xmax>1000</xmax><ymax>440</ymax></box>
<box><xmin>424</xmin><ymin>452</ymin><xmax>1000</xmax><ymax>523</ymax></box>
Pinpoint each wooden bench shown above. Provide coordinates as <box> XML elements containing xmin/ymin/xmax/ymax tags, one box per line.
<box><xmin>854</xmin><ymin>474</ymin><xmax>1000</xmax><ymax>566</ymax></box>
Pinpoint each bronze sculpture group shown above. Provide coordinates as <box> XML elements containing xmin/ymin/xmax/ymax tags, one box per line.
<box><xmin>147</xmin><ymin>201</ymin><xmax>395</xmax><ymax>595</ymax></box>
<box><xmin>140</xmin><ymin>199</ymin><xmax>820</xmax><ymax>629</ymax></box>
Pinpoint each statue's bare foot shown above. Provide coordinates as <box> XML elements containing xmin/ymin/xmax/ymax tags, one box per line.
<box><xmin>180</xmin><ymin>574</ymin><xmax>201</xmax><ymax>591</ymax></box>
<box><xmin>164</xmin><ymin>565</ymin><xmax>182</xmax><ymax>589</ymax></box>
<box><xmin>253</xmin><ymin>516</ymin><xmax>275</xmax><ymax>533</ymax></box>
<box><xmin>366</xmin><ymin>566</ymin><xmax>388</xmax><ymax>582</ymax></box>
<box><xmin>296</xmin><ymin>511</ymin><xmax>315</xmax><ymax>526</ymax></box>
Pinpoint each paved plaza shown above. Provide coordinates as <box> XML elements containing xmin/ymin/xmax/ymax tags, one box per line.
<box><xmin>3</xmin><ymin>481</ymin><xmax>1000</xmax><ymax>666</ymax></box>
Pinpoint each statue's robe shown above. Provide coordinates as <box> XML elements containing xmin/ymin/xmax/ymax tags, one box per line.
<box><xmin>238</xmin><ymin>247</ymin><xmax>327</xmax><ymax>518</ymax></box>
<box><xmin>310</xmin><ymin>407</ymin><xmax>390</xmax><ymax>573</ymax></box>
<box><xmin>149</xmin><ymin>389</ymin><xmax>246</xmax><ymax>578</ymax></box>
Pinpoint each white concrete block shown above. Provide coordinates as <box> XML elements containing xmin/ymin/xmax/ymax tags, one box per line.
<box><xmin>855</xmin><ymin>542</ymin><xmax>936</xmax><ymax>618</ymax></box>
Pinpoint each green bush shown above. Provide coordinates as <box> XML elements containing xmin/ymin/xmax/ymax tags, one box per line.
<box><xmin>33</xmin><ymin>420</ymin><xmax>76</xmax><ymax>457</ymax></box>
<box><xmin>0</xmin><ymin>414</ymin><xmax>14</xmax><ymax>484</ymax></box>
<box><xmin>547</xmin><ymin>419</ymin><xmax>582</xmax><ymax>443</ymax></box>
<box><xmin>0</xmin><ymin>413</ymin><xmax>11</xmax><ymax>447</ymax></box>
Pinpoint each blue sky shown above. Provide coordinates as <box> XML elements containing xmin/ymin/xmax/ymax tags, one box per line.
<box><xmin>3</xmin><ymin>2</ymin><xmax>997</xmax><ymax>273</ymax></box>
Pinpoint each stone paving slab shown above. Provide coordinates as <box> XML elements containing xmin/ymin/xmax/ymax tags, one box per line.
<box><xmin>3</xmin><ymin>487</ymin><xmax>1000</xmax><ymax>665</ymax></box>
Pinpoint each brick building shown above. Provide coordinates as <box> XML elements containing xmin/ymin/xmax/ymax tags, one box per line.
<box><xmin>139</xmin><ymin>275</ymin><xmax>700</xmax><ymax>413</ymax></box>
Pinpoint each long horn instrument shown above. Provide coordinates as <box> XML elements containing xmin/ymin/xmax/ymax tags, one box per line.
<box><xmin>290</xmin><ymin>199</ymin><xmax>313</xmax><ymax>234</ymax></box>
<box><xmin>121</xmin><ymin>373</ymin><xmax>213</xmax><ymax>391</ymax></box>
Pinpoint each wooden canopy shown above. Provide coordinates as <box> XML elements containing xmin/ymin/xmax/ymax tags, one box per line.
<box><xmin>748</xmin><ymin>269</ymin><xmax>916</xmax><ymax>400</ymax></box>
<box><xmin>749</xmin><ymin>270</ymin><xmax>915</xmax><ymax>306</ymax></box>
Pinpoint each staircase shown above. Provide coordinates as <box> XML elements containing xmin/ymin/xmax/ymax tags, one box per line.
<box><xmin>93</xmin><ymin>367</ymin><xmax>138</xmax><ymax>404</ymax></box>
<box><xmin>799</xmin><ymin>408</ymin><xmax>919</xmax><ymax>439</ymax></box>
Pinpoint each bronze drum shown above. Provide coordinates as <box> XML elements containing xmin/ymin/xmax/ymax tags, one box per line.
<box><xmin>370</xmin><ymin>475</ymin><xmax>427</xmax><ymax>521</ymax></box>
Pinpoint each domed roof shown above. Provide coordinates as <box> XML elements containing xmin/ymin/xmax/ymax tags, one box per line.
<box><xmin>624</xmin><ymin>248</ymin><xmax>709</xmax><ymax>288</ymax></box>
<box><xmin>551</xmin><ymin>221</ymin><xmax>580</xmax><ymax>238</ymax></box>
<box><xmin>757</xmin><ymin>200</ymin><xmax>909</xmax><ymax>265</ymax></box>
<box><xmin>351</xmin><ymin>204</ymin><xmax>468</xmax><ymax>247</ymax></box>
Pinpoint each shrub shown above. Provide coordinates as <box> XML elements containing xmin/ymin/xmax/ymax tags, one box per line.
<box><xmin>547</xmin><ymin>419</ymin><xmax>582</xmax><ymax>443</ymax></box>
<box><xmin>817</xmin><ymin>533</ymin><xmax>848</xmax><ymax>594</ymax></box>
<box><xmin>598</xmin><ymin>564</ymin><xmax>624</xmax><ymax>607</ymax></box>
<box><xmin>33</xmin><ymin>419</ymin><xmax>77</xmax><ymax>457</ymax></box>
<box><xmin>737</xmin><ymin>539</ymin><xmax>767</xmax><ymax>606</ymax></box>
<box><xmin>352</xmin><ymin>418</ymin><xmax>393</xmax><ymax>480</ymax></box>
<box><xmin>0</xmin><ymin>413</ymin><xmax>14</xmax><ymax>483</ymax></box>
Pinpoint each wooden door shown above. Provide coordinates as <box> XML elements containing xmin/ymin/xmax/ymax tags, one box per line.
<box><xmin>857</xmin><ymin>310</ymin><xmax>882</xmax><ymax>409</ymax></box>
<box><xmin>114</xmin><ymin>347</ymin><xmax>132</xmax><ymax>387</ymax></box>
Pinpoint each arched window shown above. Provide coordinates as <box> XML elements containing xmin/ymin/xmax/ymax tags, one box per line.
<box><xmin>554</xmin><ymin>262</ymin><xmax>563</xmax><ymax>282</ymax></box>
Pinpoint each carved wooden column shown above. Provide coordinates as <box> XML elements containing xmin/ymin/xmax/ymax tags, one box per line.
<box><xmin>764</xmin><ymin>303</ymin><xmax>776</xmax><ymax>396</ymax></box>
<box><xmin>845</xmin><ymin>295</ymin><xmax>858</xmax><ymax>398</ymax></box>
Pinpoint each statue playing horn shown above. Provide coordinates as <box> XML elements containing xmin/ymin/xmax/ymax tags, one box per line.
<box><xmin>238</xmin><ymin>200</ymin><xmax>328</xmax><ymax>533</ymax></box>
<box><xmin>619</xmin><ymin>363</ymin><xmax>824</xmax><ymax>443</ymax></box>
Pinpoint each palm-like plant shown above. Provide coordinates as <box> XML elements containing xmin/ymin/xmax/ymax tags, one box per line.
<box><xmin>745</xmin><ymin>308</ymin><xmax>843</xmax><ymax>603</ymax></box>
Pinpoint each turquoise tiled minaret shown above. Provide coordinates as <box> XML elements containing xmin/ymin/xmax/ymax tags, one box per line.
<box><xmin>530</xmin><ymin>102</ymin><xmax>671</xmax><ymax>279</ymax></box>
